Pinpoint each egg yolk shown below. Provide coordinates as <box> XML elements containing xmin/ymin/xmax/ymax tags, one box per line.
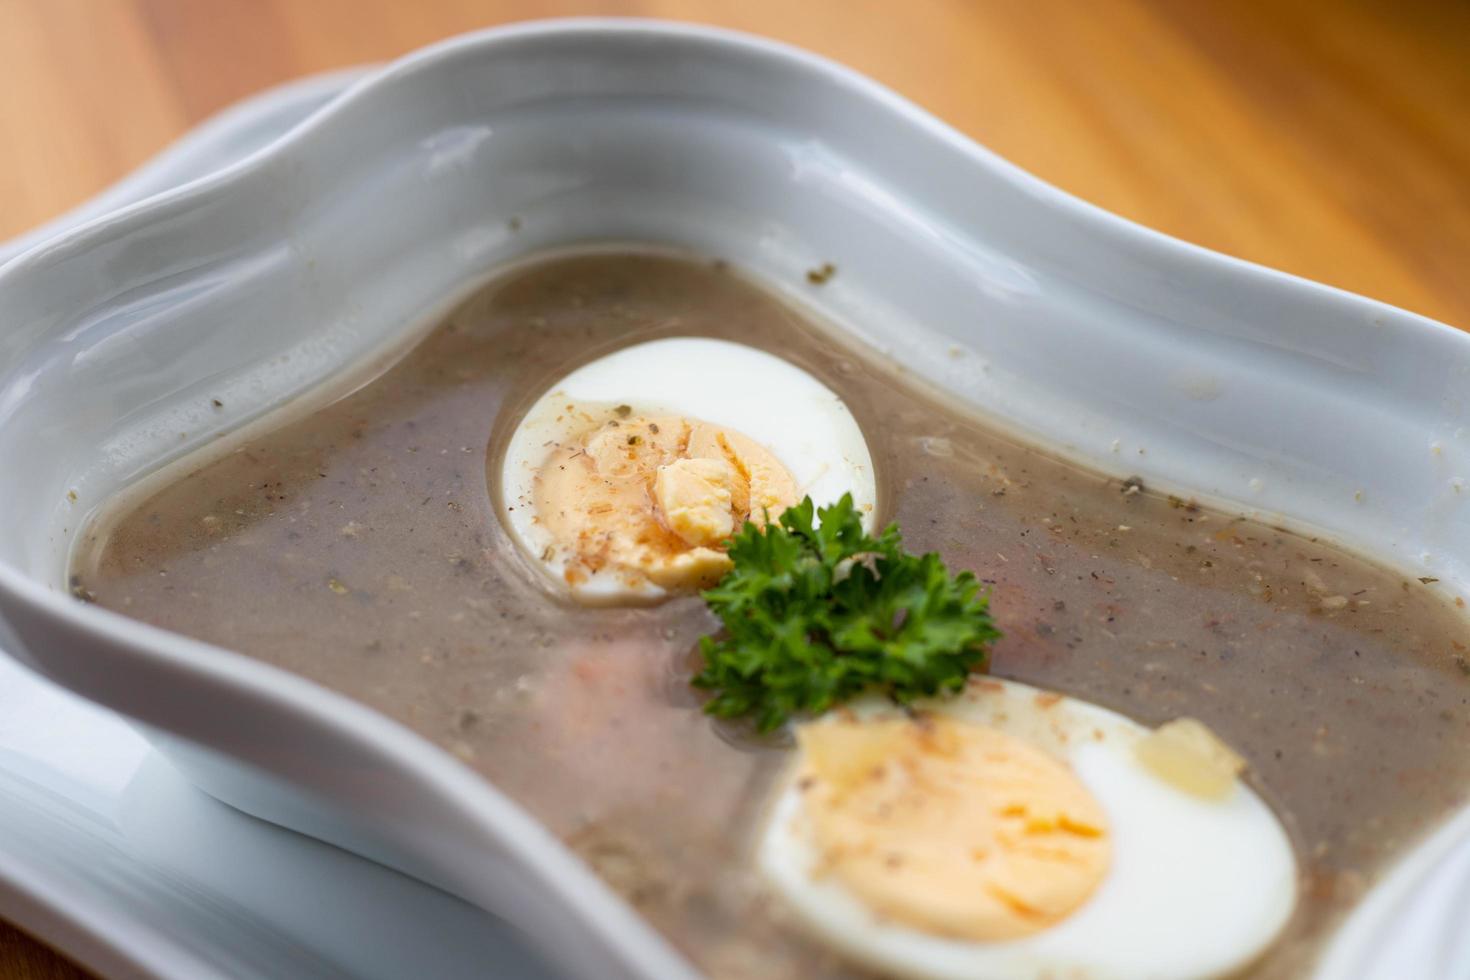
<box><xmin>1136</xmin><ymin>717</ymin><xmax>1246</xmax><ymax>799</ymax></box>
<box><xmin>533</xmin><ymin>408</ymin><xmax>798</xmax><ymax>592</ymax></box>
<box><xmin>795</xmin><ymin>714</ymin><xmax>1111</xmax><ymax>941</ymax></box>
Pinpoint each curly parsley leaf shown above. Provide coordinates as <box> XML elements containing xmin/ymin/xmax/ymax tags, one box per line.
<box><xmin>691</xmin><ymin>494</ymin><xmax>1001</xmax><ymax>732</ymax></box>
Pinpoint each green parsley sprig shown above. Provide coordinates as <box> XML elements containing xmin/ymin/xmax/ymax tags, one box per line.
<box><xmin>691</xmin><ymin>494</ymin><xmax>1001</xmax><ymax>732</ymax></box>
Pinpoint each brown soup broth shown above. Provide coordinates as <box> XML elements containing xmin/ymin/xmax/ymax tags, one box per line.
<box><xmin>72</xmin><ymin>252</ymin><xmax>1470</xmax><ymax>979</ymax></box>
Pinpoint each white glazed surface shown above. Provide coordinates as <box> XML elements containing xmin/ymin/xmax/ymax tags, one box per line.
<box><xmin>0</xmin><ymin>658</ymin><xmax>556</xmax><ymax>980</ymax></box>
<box><xmin>0</xmin><ymin>18</ymin><xmax>1467</xmax><ymax>980</ymax></box>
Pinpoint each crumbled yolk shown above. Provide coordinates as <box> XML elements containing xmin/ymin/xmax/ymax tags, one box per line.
<box><xmin>533</xmin><ymin>409</ymin><xmax>798</xmax><ymax>593</ymax></box>
<box><xmin>656</xmin><ymin>457</ymin><xmax>738</xmax><ymax>547</ymax></box>
<box><xmin>796</xmin><ymin>715</ymin><xmax>1111</xmax><ymax>940</ymax></box>
<box><xmin>1136</xmin><ymin>717</ymin><xmax>1246</xmax><ymax>799</ymax></box>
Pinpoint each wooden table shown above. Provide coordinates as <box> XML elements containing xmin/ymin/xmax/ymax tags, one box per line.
<box><xmin>1</xmin><ymin>0</ymin><xmax>1467</xmax><ymax>976</ymax></box>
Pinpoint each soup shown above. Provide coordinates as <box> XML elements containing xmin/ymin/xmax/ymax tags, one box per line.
<box><xmin>72</xmin><ymin>252</ymin><xmax>1470</xmax><ymax>978</ymax></box>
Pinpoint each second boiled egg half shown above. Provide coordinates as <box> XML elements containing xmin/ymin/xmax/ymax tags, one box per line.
<box><xmin>500</xmin><ymin>337</ymin><xmax>876</xmax><ymax>603</ymax></box>
<box><xmin>760</xmin><ymin>677</ymin><xmax>1298</xmax><ymax>980</ymax></box>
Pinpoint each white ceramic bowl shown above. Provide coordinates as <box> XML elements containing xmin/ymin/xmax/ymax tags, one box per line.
<box><xmin>1</xmin><ymin>19</ymin><xmax>1467</xmax><ymax>980</ymax></box>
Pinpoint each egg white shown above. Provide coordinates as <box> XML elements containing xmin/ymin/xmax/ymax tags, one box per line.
<box><xmin>500</xmin><ymin>337</ymin><xmax>877</xmax><ymax>601</ymax></box>
<box><xmin>759</xmin><ymin>678</ymin><xmax>1298</xmax><ymax>980</ymax></box>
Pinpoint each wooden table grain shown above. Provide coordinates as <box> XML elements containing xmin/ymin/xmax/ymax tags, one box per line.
<box><xmin>1</xmin><ymin>0</ymin><xmax>1466</xmax><ymax>976</ymax></box>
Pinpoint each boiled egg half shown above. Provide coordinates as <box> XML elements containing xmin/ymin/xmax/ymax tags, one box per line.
<box><xmin>500</xmin><ymin>337</ymin><xmax>876</xmax><ymax>603</ymax></box>
<box><xmin>760</xmin><ymin>677</ymin><xmax>1297</xmax><ymax>980</ymax></box>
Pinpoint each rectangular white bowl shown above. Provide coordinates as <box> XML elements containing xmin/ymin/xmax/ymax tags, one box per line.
<box><xmin>1</xmin><ymin>19</ymin><xmax>1467</xmax><ymax>980</ymax></box>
